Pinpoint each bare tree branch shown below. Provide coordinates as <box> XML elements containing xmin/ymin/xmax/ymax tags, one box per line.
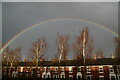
<box><xmin>57</xmin><ymin>33</ymin><xmax>70</xmax><ymax>62</ymax></box>
<box><xmin>29</xmin><ymin>38</ymin><xmax>47</xmax><ymax>67</ymax></box>
<box><xmin>2</xmin><ymin>47</ymin><xmax>22</xmax><ymax>66</ymax></box>
<box><xmin>73</xmin><ymin>27</ymin><xmax>94</xmax><ymax>60</ymax></box>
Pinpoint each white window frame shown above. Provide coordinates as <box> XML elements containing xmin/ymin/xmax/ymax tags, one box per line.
<box><xmin>60</xmin><ymin>72</ymin><xmax>65</xmax><ymax>78</ymax></box>
<box><xmin>69</xmin><ymin>75</ymin><xmax>73</xmax><ymax>79</ymax></box>
<box><xmin>99</xmin><ymin>66</ymin><xmax>103</xmax><ymax>73</ymax></box>
<box><xmin>42</xmin><ymin>72</ymin><xmax>46</xmax><ymax>78</ymax></box>
<box><xmin>86</xmin><ymin>75</ymin><xmax>92</xmax><ymax>80</ymax></box>
<box><xmin>110</xmin><ymin>76</ymin><xmax>116</xmax><ymax>80</ymax></box>
<box><xmin>110</xmin><ymin>67</ymin><xmax>114</xmax><ymax>73</ymax></box>
<box><xmin>69</xmin><ymin>67</ymin><xmax>72</xmax><ymax>73</ymax></box>
<box><xmin>46</xmin><ymin>72</ymin><xmax>51</xmax><ymax>78</ymax></box>
<box><xmin>87</xmin><ymin>67</ymin><xmax>91</xmax><ymax>73</ymax></box>
<box><xmin>99</xmin><ymin>76</ymin><xmax>104</xmax><ymax>80</ymax></box>
<box><xmin>118</xmin><ymin>75</ymin><xmax>120</xmax><ymax>80</ymax></box>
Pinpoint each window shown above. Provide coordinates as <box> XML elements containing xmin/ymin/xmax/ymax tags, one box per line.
<box><xmin>99</xmin><ymin>68</ymin><xmax>103</xmax><ymax>72</ymax></box>
<box><xmin>54</xmin><ymin>76</ymin><xmax>56</xmax><ymax>78</ymax></box>
<box><xmin>54</xmin><ymin>75</ymin><xmax>58</xmax><ymax>78</ymax></box>
<box><xmin>44</xmin><ymin>75</ymin><xmax>45</xmax><ymax>78</ymax></box>
<box><xmin>70</xmin><ymin>68</ymin><xmax>72</xmax><ymax>72</ymax></box>
<box><xmin>110</xmin><ymin>70</ymin><xmax>113</xmax><ymax>72</ymax></box>
<box><xmin>78</xmin><ymin>76</ymin><xmax>81</xmax><ymax>79</ymax></box>
<box><xmin>62</xmin><ymin>75</ymin><xmax>64</xmax><ymax>78</ymax></box>
<box><xmin>99</xmin><ymin>76</ymin><xmax>104</xmax><ymax>80</ymax></box>
<box><xmin>70</xmin><ymin>77</ymin><xmax>72</xmax><ymax>79</ymax></box>
<box><xmin>87</xmin><ymin>76</ymin><xmax>91</xmax><ymax>80</ymax></box>
<box><xmin>110</xmin><ymin>67</ymin><xmax>114</xmax><ymax>72</ymax></box>
<box><xmin>99</xmin><ymin>77</ymin><xmax>104</xmax><ymax>80</ymax></box>
<box><xmin>88</xmin><ymin>70</ymin><xmax>90</xmax><ymax>72</ymax></box>
<box><xmin>110</xmin><ymin>67</ymin><xmax>113</xmax><ymax>69</ymax></box>
<box><xmin>100</xmin><ymin>69</ymin><xmax>103</xmax><ymax>72</ymax></box>
<box><xmin>69</xmin><ymin>75</ymin><xmax>73</xmax><ymax>79</ymax></box>
<box><xmin>118</xmin><ymin>67</ymin><xmax>120</xmax><ymax>73</ymax></box>
<box><xmin>119</xmin><ymin>76</ymin><xmax>120</xmax><ymax>80</ymax></box>
<box><xmin>87</xmin><ymin>68</ymin><xmax>90</xmax><ymax>73</ymax></box>
<box><xmin>111</xmin><ymin>76</ymin><xmax>115</xmax><ymax>80</ymax></box>
<box><xmin>48</xmin><ymin>75</ymin><xmax>50</xmax><ymax>78</ymax></box>
<box><xmin>68</xmin><ymin>67</ymin><xmax>72</xmax><ymax>72</ymax></box>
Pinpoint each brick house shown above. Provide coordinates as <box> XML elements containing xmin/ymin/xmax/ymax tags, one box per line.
<box><xmin>2</xmin><ymin>58</ymin><xmax>120</xmax><ymax>80</ymax></box>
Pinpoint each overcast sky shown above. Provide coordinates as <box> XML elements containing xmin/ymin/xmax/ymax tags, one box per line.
<box><xmin>2</xmin><ymin>0</ymin><xmax>120</xmax><ymax>2</ymax></box>
<box><xmin>3</xmin><ymin>2</ymin><xmax>118</xmax><ymax>60</ymax></box>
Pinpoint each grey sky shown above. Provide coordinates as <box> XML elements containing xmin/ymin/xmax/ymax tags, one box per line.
<box><xmin>0</xmin><ymin>2</ymin><xmax>2</xmax><ymax>44</ymax></box>
<box><xmin>2</xmin><ymin>0</ymin><xmax>120</xmax><ymax>2</ymax></box>
<box><xmin>3</xmin><ymin>2</ymin><xmax>118</xmax><ymax>60</ymax></box>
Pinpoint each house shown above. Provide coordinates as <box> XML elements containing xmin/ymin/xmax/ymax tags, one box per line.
<box><xmin>2</xmin><ymin>58</ymin><xmax>120</xmax><ymax>80</ymax></box>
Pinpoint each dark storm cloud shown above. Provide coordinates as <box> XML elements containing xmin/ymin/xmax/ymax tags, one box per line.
<box><xmin>2</xmin><ymin>2</ymin><xmax>118</xmax><ymax>60</ymax></box>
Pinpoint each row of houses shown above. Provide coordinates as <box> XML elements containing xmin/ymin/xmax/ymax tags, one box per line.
<box><xmin>2</xmin><ymin>58</ymin><xmax>120</xmax><ymax>80</ymax></box>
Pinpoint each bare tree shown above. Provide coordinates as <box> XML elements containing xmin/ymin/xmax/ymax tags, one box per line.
<box><xmin>30</xmin><ymin>37</ymin><xmax>47</xmax><ymax>67</ymax></box>
<box><xmin>73</xmin><ymin>27</ymin><xmax>94</xmax><ymax>60</ymax></box>
<box><xmin>73</xmin><ymin>27</ymin><xmax>94</xmax><ymax>80</ymax></box>
<box><xmin>73</xmin><ymin>40</ymin><xmax>83</xmax><ymax>60</ymax></box>
<box><xmin>57</xmin><ymin>33</ymin><xmax>70</xmax><ymax>62</ymax></box>
<box><xmin>96</xmin><ymin>49</ymin><xmax>105</xmax><ymax>59</ymax></box>
<box><xmin>113</xmin><ymin>36</ymin><xmax>120</xmax><ymax>58</ymax></box>
<box><xmin>2</xmin><ymin>47</ymin><xmax>9</xmax><ymax>65</ymax></box>
<box><xmin>2</xmin><ymin>47</ymin><xmax>22</xmax><ymax>67</ymax></box>
<box><xmin>113</xmin><ymin>36</ymin><xmax>120</xmax><ymax>80</ymax></box>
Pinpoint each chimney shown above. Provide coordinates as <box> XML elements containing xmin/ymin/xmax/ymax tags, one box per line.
<box><xmin>24</xmin><ymin>58</ymin><xmax>27</xmax><ymax>62</ymax></box>
<box><xmin>94</xmin><ymin>54</ymin><xmax>97</xmax><ymax>59</ymax></box>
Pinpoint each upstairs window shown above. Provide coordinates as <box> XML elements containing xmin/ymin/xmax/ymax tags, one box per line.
<box><xmin>99</xmin><ymin>68</ymin><xmax>103</xmax><ymax>72</ymax></box>
<box><xmin>110</xmin><ymin>67</ymin><xmax>114</xmax><ymax>72</ymax></box>
<box><xmin>87</xmin><ymin>67</ymin><xmax>90</xmax><ymax>73</ymax></box>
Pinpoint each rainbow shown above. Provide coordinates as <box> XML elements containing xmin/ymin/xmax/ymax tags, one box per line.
<box><xmin>1</xmin><ymin>18</ymin><xmax>118</xmax><ymax>53</ymax></box>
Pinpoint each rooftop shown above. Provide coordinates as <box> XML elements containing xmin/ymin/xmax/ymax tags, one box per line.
<box><xmin>2</xmin><ymin>58</ymin><xmax>120</xmax><ymax>66</ymax></box>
